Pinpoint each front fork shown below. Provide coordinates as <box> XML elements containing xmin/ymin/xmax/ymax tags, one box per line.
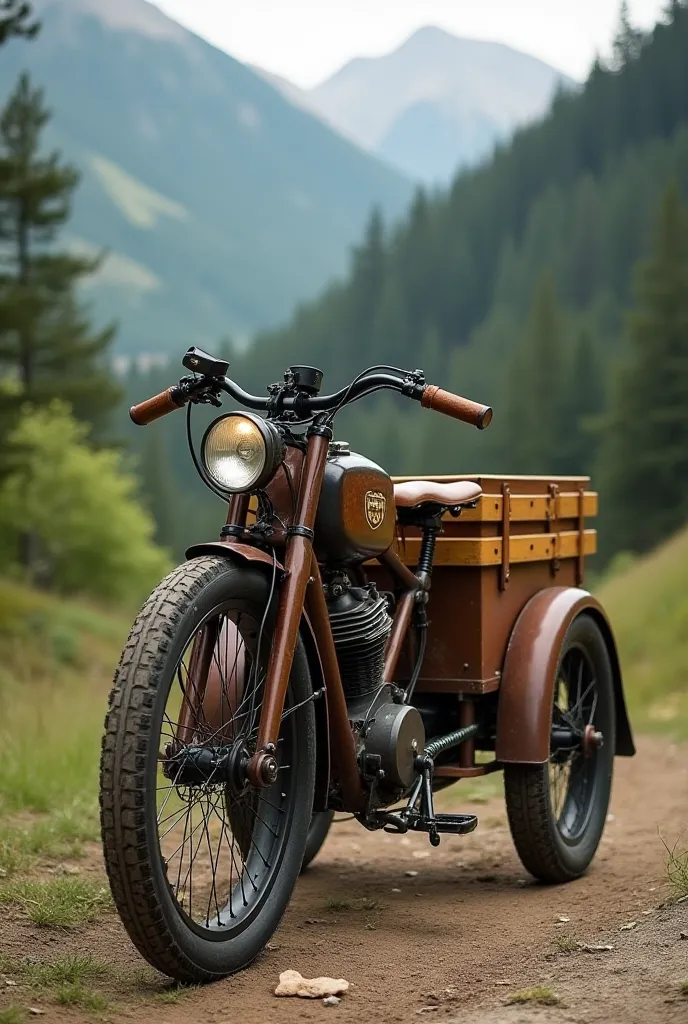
<box><xmin>246</xmin><ymin>425</ymin><xmax>333</xmax><ymax>788</ymax></box>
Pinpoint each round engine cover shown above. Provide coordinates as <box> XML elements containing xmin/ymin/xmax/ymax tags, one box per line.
<box><xmin>364</xmin><ymin>703</ymin><xmax>425</xmax><ymax>790</ymax></box>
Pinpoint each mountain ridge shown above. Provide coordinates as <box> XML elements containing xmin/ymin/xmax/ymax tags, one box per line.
<box><xmin>0</xmin><ymin>0</ymin><xmax>413</xmax><ymax>355</ymax></box>
<box><xmin>295</xmin><ymin>26</ymin><xmax>573</xmax><ymax>182</ymax></box>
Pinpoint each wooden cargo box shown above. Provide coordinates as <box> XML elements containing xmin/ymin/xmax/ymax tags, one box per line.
<box><xmin>368</xmin><ymin>475</ymin><xmax>597</xmax><ymax>695</ymax></box>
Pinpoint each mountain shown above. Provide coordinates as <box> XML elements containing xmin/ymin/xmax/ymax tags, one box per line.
<box><xmin>304</xmin><ymin>27</ymin><xmax>573</xmax><ymax>183</ymax></box>
<box><xmin>0</xmin><ymin>0</ymin><xmax>413</xmax><ymax>356</ymax></box>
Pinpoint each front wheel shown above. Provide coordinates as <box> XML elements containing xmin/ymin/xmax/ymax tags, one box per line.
<box><xmin>100</xmin><ymin>556</ymin><xmax>316</xmax><ymax>982</ymax></box>
<box><xmin>504</xmin><ymin>614</ymin><xmax>616</xmax><ymax>884</ymax></box>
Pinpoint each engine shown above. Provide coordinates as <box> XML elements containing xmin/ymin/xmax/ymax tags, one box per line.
<box><xmin>325</xmin><ymin>577</ymin><xmax>392</xmax><ymax>698</ymax></box>
<box><xmin>326</xmin><ymin>575</ymin><xmax>425</xmax><ymax>801</ymax></box>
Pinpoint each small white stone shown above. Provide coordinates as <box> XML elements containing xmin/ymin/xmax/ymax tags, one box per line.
<box><xmin>405</xmin><ymin>870</ymin><xmax>419</xmax><ymax>878</ymax></box>
<box><xmin>391</xmin><ymin>887</ymin><xmax>401</xmax><ymax>893</ymax></box>
<box><xmin>323</xmin><ymin>996</ymin><xmax>340</xmax><ymax>1007</ymax></box>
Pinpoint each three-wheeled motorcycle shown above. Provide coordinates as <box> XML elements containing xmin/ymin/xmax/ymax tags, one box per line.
<box><xmin>100</xmin><ymin>349</ymin><xmax>634</xmax><ymax>982</ymax></box>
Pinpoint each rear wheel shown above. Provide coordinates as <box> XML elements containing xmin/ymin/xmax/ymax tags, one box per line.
<box><xmin>504</xmin><ymin>614</ymin><xmax>615</xmax><ymax>884</ymax></box>
<box><xmin>100</xmin><ymin>556</ymin><xmax>316</xmax><ymax>982</ymax></box>
<box><xmin>301</xmin><ymin>812</ymin><xmax>334</xmax><ymax>871</ymax></box>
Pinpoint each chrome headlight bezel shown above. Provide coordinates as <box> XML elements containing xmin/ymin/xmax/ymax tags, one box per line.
<box><xmin>200</xmin><ymin>412</ymin><xmax>284</xmax><ymax>494</ymax></box>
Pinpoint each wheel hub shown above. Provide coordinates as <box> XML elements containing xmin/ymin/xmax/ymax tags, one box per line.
<box><xmin>163</xmin><ymin>739</ymin><xmax>249</xmax><ymax>791</ymax></box>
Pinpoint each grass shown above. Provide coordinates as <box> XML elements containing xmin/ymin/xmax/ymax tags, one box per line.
<box><xmin>325</xmin><ymin>896</ymin><xmax>380</xmax><ymax>912</ymax></box>
<box><xmin>55</xmin><ymin>982</ymin><xmax>109</xmax><ymax>1011</ymax></box>
<box><xmin>663</xmin><ymin>834</ymin><xmax>688</xmax><ymax>899</ymax></box>
<box><xmin>506</xmin><ymin>985</ymin><xmax>562</xmax><ymax>1006</ymax></box>
<box><xmin>598</xmin><ymin>527</ymin><xmax>688</xmax><ymax>739</ymax></box>
<box><xmin>0</xmin><ymin>805</ymin><xmax>99</xmax><ymax>877</ymax></box>
<box><xmin>0</xmin><ymin>877</ymin><xmax>112</xmax><ymax>926</ymax></box>
<box><xmin>0</xmin><ymin>577</ymin><xmax>126</xmax><ymax>824</ymax></box>
<box><xmin>554</xmin><ymin>933</ymin><xmax>579</xmax><ymax>953</ymax></box>
<box><xmin>153</xmin><ymin>984</ymin><xmax>200</xmax><ymax>1004</ymax></box>
<box><xmin>0</xmin><ymin>953</ymin><xmax>113</xmax><ymax>988</ymax></box>
<box><xmin>0</xmin><ymin>1010</ymin><xmax>23</xmax><ymax>1024</ymax></box>
<box><xmin>0</xmin><ymin>955</ymin><xmax>113</xmax><ymax>1013</ymax></box>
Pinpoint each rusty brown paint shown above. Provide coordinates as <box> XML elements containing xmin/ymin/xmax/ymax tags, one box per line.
<box><xmin>495</xmin><ymin>586</ymin><xmax>635</xmax><ymax>763</ymax></box>
<box><xmin>383</xmin><ymin>589</ymin><xmax>416</xmax><ymax>684</ymax></box>
<box><xmin>186</xmin><ymin>539</ymin><xmax>285</xmax><ymax>573</ymax></box>
<box><xmin>202</xmin><ymin>618</ymin><xmax>245</xmax><ymax>742</ymax></box>
<box><xmin>306</xmin><ymin>556</ymin><xmax>365</xmax><ymax>811</ymax></box>
<box><xmin>378</xmin><ymin>546</ymin><xmax>422</xmax><ymax>592</ymax></box>
<box><xmin>340</xmin><ymin>465</ymin><xmax>395</xmax><ymax>554</ymax></box>
<box><xmin>250</xmin><ymin>432</ymin><xmax>331</xmax><ymax>776</ymax></box>
<box><xmin>263</xmin><ymin>444</ymin><xmax>305</xmax><ymax>543</ymax></box>
<box><xmin>434</xmin><ymin>761</ymin><xmax>502</xmax><ymax>779</ymax></box>
<box><xmin>225</xmin><ymin>493</ymin><xmax>249</xmax><ymax>531</ymax></box>
<box><xmin>458</xmin><ymin>698</ymin><xmax>476</xmax><ymax>768</ymax></box>
<box><xmin>174</xmin><ymin>617</ymin><xmax>219</xmax><ymax>748</ymax></box>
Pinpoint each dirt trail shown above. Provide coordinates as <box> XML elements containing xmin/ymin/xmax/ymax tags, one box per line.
<box><xmin>1</xmin><ymin>735</ymin><xmax>687</xmax><ymax>1022</ymax></box>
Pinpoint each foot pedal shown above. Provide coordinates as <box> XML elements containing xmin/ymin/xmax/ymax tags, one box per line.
<box><xmin>429</xmin><ymin>812</ymin><xmax>477</xmax><ymax>835</ymax></box>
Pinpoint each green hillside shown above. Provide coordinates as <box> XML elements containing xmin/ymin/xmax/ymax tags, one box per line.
<box><xmin>0</xmin><ymin>0</ymin><xmax>412</xmax><ymax>356</ymax></box>
<box><xmin>599</xmin><ymin>526</ymin><xmax>688</xmax><ymax>741</ymax></box>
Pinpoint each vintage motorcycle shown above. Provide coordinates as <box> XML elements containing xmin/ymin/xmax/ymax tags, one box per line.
<box><xmin>101</xmin><ymin>348</ymin><xmax>634</xmax><ymax>982</ymax></box>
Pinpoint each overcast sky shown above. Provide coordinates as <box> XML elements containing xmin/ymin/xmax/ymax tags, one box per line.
<box><xmin>152</xmin><ymin>0</ymin><xmax>668</xmax><ymax>88</ymax></box>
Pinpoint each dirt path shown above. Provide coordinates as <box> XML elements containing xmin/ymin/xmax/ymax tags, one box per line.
<box><xmin>1</xmin><ymin>735</ymin><xmax>687</xmax><ymax>1022</ymax></box>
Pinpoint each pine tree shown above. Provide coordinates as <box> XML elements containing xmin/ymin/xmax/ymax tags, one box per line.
<box><xmin>0</xmin><ymin>0</ymin><xmax>38</xmax><ymax>45</ymax></box>
<box><xmin>138</xmin><ymin>429</ymin><xmax>178</xmax><ymax>552</ymax></box>
<box><xmin>505</xmin><ymin>271</ymin><xmax>567</xmax><ymax>474</ymax></box>
<box><xmin>0</xmin><ymin>73</ymin><xmax>120</xmax><ymax>436</ymax></box>
<box><xmin>561</xmin><ymin>329</ymin><xmax>605</xmax><ymax>473</ymax></box>
<box><xmin>611</xmin><ymin>1</ymin><xmax>644</xmax><ymax>70</ymax></box>
<box><xmin>602</xmin><ymin>179</ymin><xmax>688</xmax><ymax>551</ymax></box>
<box><xmin>349</xmin><ymin>207</ymin><xmax>385</xmax><ymax>351</ymax></box>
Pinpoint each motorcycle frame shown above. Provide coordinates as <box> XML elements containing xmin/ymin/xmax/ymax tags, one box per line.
<box><xmin>222</xmin><ymin>427</ymin><xmax>423</xmax><ymax>812</ymax></box>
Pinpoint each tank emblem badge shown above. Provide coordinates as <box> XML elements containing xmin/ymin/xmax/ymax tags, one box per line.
<box><xmin>365</xmin><ymin>490</ymin><xmax>386</xmax><ymax>530</ymax></box>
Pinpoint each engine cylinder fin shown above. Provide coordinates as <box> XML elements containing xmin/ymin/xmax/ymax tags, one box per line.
<box><xmin>327</xmin><ymin>582</ymin><xmax>392</xmax><ymax>698</ymax></box>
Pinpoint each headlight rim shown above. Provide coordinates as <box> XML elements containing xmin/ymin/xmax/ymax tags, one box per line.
<box><xmin>200</xmin><ymin>412</ymin><xmax>284</xmax><ymax>494</ymax></box>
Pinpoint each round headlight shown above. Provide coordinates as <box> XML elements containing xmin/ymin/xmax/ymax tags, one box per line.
<box><xmin>201</xmin><ymin>413</ymin><xmax>283</xmax><ymax>493</ymax></box>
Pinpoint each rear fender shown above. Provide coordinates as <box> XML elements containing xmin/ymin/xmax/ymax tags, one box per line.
<box><xmin>495</xmin><ymin>586</ymin><xmax>635</xmax><ymax>765</ymax></box>
<box><xmin>185</xmin><ymin>540</ymin><xmax>330</xmax><ymax>809</ymax></box>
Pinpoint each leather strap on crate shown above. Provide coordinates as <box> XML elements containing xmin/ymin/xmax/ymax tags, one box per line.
<box><xmin>500</xmin><ymin>483</ymin><xmax>511</xmax><ymax>590</ymax></box>
<box><xmin>576</xmin><ymin>485</ymin><xmax>586</xmax><ymax>586</ymax></box>
<box><xmin>547</xmin><ymin>483</ymin><xmax>560</xmax><ymax>576</ymax></box>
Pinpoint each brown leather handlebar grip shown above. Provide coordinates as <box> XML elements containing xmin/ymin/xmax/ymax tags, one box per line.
<box><xmin>421</xmin><ymin>385</ymin><xmax>493</xmax><ymax>429</ymax></box>
<box><xmin>129</xmin><ymin>387</ymin><xmax>184</xmax><ymax>426</ymax></box>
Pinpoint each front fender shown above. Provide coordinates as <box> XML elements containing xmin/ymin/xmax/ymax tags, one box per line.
<box><xmin>495</xmin><ymin>587</ymin><xmax>635</xmax><ymax>765</ymax></box>
<box><xmin>186</xmin><ymin>539</ymin><xmax>285</xmax><ymax>573</ymax></box>
<box><xmin>185</xmin><ymin>539</ymin><xmax>330</xmax><ymax>809</ymax></box>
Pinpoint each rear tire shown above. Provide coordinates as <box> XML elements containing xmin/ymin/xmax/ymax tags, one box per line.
<box><xmin>504</xmin><ymin>614</ymin><xmax>615</xmax><ymax>884</ymax></box>
<box><xmin>301</xmin><ymin>812</ymin><xmax>334</xmax><ymax>871</ymax></box>
<box><xmin>100</xmin><ymin>556</ymin><xmax>316</xmax><ymax>982</ymax></box>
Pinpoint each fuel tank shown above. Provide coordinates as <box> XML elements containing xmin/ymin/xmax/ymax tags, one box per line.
<box><xmin>314</xmin><ymin>444</ymin><xmax>395</xmax><ymax>565</ymax></box>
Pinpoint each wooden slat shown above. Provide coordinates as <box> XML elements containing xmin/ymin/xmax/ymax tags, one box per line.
<box><xmin>445</xmin><ymin>491</ymin><xmax>598</xmax><ymax>523</ymax></box>
<box><xmin>392</xmin><ymin>529</ymin><xmax>597</xmax><ymax>568</ymax></box>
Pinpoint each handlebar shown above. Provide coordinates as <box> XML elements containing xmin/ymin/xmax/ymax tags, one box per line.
<box><xmin>130</xmin><ymin>387</ymin><xmax>185</xmax><ymax>426</ymax></box>
<box><xmin>420</xmin><ymin>385</ymin><xmax>493</xmax><ymax>430</ymax></box>
<box><xmin>129</xmin><ymin>359</ymin><xmax>492</xmax><ymax>430</ymax></box>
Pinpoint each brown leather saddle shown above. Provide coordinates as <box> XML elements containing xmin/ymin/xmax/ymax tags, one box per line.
<box><xmin>394</xmin><ymin>479</ymin><xmax>482</xmax><ymax>520</ymax></box>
